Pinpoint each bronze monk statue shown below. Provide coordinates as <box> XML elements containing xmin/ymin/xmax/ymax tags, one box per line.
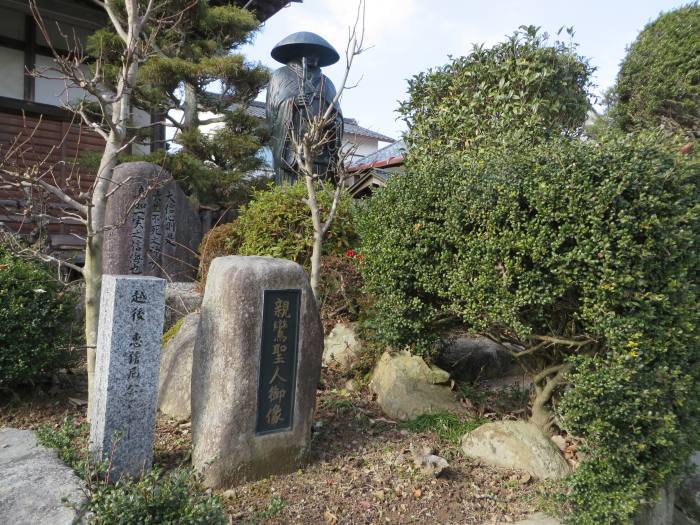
<box><xmin>266</xmin><ymin>32</ymin><xmax>344</xmax><ymax>185</ymax></box>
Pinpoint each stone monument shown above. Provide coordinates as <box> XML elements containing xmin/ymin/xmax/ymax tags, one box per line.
<box><xmin>191</xmin><ymin>256</ymin><xmax>323</xmax><ymax>488</ymax></box>
<box><xmin>103</xmin><ymin>162</ymin><xmax>202</xmax><ymax>281</ymax></box>
<box><xmin>90</xmin><ymin>275</ymin><xmax>165</xmax><ymax>478</ymax></box>
<box><xmin>266</xmin><ymin>31</ymin><xmax>343</xmax><ymax>184</ymax></box>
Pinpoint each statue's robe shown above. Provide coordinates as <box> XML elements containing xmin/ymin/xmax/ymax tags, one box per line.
<box><xmin>266</xmin><ymin>62</ymin><xmax>343</xmax><ymax>184</ymax></box>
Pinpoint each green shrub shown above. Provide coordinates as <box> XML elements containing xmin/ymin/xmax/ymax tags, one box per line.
<box><xmin>399</xmin><ymin>25</ymin><xmax>593</xmax><ymax>169</ymax></box>
<box><xmin>198</xmin><ymin>181</ymin><xmax>356</xmax><ymax>282</ymax></box>
<box><xmin>357</xmin><ymin>131</ymin><xmax>699</xmax><ymax>523</ymax></box>
<box><xmin>197</xmin><ymin>221</ymin><xmax>242</xmax><ymax>290</ymax></box>
<box><xmin>609</xmin><ymin>3</ymin><xmax>700</xmax><ymax>136</ymax></box>
<box><xmin>236</xmin><ymin>182</ymin><xmax>356</xmax><ymax>265</ymax></box>
<box><xmin>0</xmin><ymin>251</ymin><xmax>78</xmax><ymax>387</ymax></box>
<box><xmin>318</xmin><ymin>254</ymin><xmax>365</xmax><ymax>331</ymax></box>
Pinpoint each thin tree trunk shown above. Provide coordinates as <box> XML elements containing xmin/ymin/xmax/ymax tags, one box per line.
<box><xmin>304</xmin><ymin>173</ymin><xmax>323</xmax><ymax>300</ymax></box>
<box><xmin>528</xmin><ymin>363</ymin><xmax>571</xmax><ymax>432</ymax></box>
<box><xmin>85</xmin><ymin>137</ymin><xmax>119</xmax><ymax>419</ymax></box>
<box><xmin>182</xmin><ymin>82</ymin><xmax>198</xmax><ymax>130</ymax></box>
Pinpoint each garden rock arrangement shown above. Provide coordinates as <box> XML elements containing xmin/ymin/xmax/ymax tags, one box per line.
<box><xmin>322</xmin><ymin>322</ymin><xmax>361</xmax><ymax>371</ymax></box>
<box><xmin>370</xmin><ymin>350</ymin><xmax>461</xmax><ymax>420</ymax></box>
<box><xmin>0</xmin><ymin>428</ymin><xmax>86</xmax><ymax>525</ymax></box>
<box><xmin>158</xmin><ymin>311</ymin><xmax>200</xmax><ymax>421</ymax></box>
<box><xmin>461</xmin><ymin>420</ymin><xmax>571</xmax><ymax>480</ymax></box>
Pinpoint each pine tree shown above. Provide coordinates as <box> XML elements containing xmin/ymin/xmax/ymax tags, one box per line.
<box><xmin>87</xmin><ymin>0</ymin><xmax>271</xmax><ymax>208</ymax></box>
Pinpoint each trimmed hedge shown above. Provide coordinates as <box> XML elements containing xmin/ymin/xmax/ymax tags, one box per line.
<box><xmin>356</xmin><ymin>131</ymin><xmax>699</xmax><ymax>523</ymax></box>
<box><xmin>609</xmin><ymin>3</ymin><xmax>700</xmax><ymax>135</ymax></box>
<box><xmin>399</xmin><ymin>25</ymin><xmax>593</xmax><ymax>169</ymax></box>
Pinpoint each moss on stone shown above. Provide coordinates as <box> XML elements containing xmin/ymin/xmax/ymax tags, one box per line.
<box><xmin>162</xmin><ymin>317</ymin><xmax>184</xmax><ymax>349</ymax></box>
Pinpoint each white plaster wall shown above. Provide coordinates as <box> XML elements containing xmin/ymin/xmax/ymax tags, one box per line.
<box><xmin>0</xmin><ymin>47</ymin><xmax>24</xmax><ymax>100</ymax></box>
<box><xmin>34</xmin><ymin>56</ymin><xmax>93</xmax><ymax>107</ymax></box>
<box><xmin>343</xmin><ymin>134</ymin><xmax>381</xmax><ymax>163</ymax></box>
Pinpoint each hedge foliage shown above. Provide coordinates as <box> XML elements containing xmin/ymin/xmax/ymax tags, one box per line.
<box><xmin>0</xmin><ymin>251</ymin><xmax>78</xmax><ymax>387</ymax></box>
<box><xmin>609</xmin><ymin>3</ymin><xmax>700</xmax><ymax>136</ymax></box>
<box><xmin>399</xmin><ymin>25</ymin><xmax>593</xmax><ymax>169</ymax></box>
<box><xmin>357</xmin><ymin>131</ymin><xmax>699</xmax><ymax>523</ymax></box>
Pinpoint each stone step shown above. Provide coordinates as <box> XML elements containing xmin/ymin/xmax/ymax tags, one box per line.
<box><xmin>0</xmin><ymin>428</ymin><xmax>86</xmax><ymax>525</ymax></box>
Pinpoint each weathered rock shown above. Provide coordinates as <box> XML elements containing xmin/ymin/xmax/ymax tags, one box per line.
<box><xmin>411</xmin><ymin>444</ymin><xmax>449</xmax><ymax>477</ymax></box>
<box><xmin>322</xmin><ymin>322</ymin><xmax>361</xmax><ymax>371</ymax></box>
<box><xmin>158</xmin><ymin>312</ymin><xmax>199</xmax><ymax>421</ymax></box>
<box><xmin>369</xmin><ymin>351</ymin><xmax>460</xmax><ymax>421</ymax></box>
<box><xmin>90</xmin><ymin>275</ymin><xmax>166</xmax><ymax>479</ymax></box>
<box><xmin>676</xmin><ymin>453</ymin><xmax>700</xmax><ymax>524</ymax></box>
<box><xmin>164</xmin><ymin>282</ymin><xmax>202</xmax><ymax>332</ymax></box>
<box><xmin>635</xmin><ymin>482</ymin><xmax>675</xmax><ymax>525</ymax></box>
<box><xmin>0</xmin><ymin>428</ymin><xmax>86</xmax><ymax>525</ymax></box>
<box><xmin>461</xmin><ymin>420</ymin><xmax>571</xmax><ymax>480</ymax></box>
<box><xmin>192</xmin><ymin>256</ymin><xmax>323</xmax><ymax>488</ymax></box>
<box><xmin>438</xmin><ymin>333</ymin><xmax>519</xmax><ymax>382</ymax></box>
<box><xmin>103</xmin><ymin>162</ymin><xmax>202</xmax><ymax>282</ymax></box>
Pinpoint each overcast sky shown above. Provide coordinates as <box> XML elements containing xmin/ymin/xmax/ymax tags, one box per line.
<box><xmin>241</xmin><ymin>0</ymin><xmax>689</xmax><ymax>141</ymax></box>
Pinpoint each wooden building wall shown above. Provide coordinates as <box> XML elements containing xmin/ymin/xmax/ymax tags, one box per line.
<box><xmin>0</xmin><ymin>100</ymin><xmax>105</xmax><ymax>257</ymax></box>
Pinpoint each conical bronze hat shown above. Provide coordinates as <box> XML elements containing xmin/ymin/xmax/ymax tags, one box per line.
<box><xmin>271</xmin><ymin>31</ymin><xmax>340</xmax><ymax>67</ymax></box>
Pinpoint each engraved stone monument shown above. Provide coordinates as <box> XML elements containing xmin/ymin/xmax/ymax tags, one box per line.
<box><xmin>191</xmin><ymin>256</ymin><xmax>323</xmax><ymax>488</ymax></box>
<box><xmin>103</xmin><ymin>162</ymin><xmax>202</xmax><ymax>281</ymax></box>
<box><xmin>90</xmin><ymin>275</ymin><xmax>166</xmax><ymax>478</ymax></box>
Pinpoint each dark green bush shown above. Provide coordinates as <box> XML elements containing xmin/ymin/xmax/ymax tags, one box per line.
<box><xmin>0</xmin><ymin>251</ymin><xmax>78</xmax><ymax>387</ymax></box>
<box><xmin>357</xmin><ymin>131</ymin><xmax>699</xmax><ymax>523</ymax></box>
<box><xmin>609</xmin><ymin>3</ymin><xmax>700</xmax><ymax>136</ymax></box>
<box><xmin>198</xmin><ymin>181</ymin><xmax>356</xmax><ymax>282</ymax></box>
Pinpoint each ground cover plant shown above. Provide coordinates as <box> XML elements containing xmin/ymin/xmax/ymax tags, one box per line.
<box><xmin>35</xmin><ymin>417</ymin><xmax>227</xmax><ymax>525</ymax></box>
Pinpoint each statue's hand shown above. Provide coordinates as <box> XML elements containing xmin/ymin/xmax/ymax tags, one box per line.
<box><xmin>295</xmin><ymin>93</ymin><xmax>311</xmax><ymax>107</ymax></box>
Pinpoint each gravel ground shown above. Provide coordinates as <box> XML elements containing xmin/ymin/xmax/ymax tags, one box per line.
<box><xmin>0</xmin><ymin>367</ymin><xmax>549</xmax><ymax>525</ymax></box>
